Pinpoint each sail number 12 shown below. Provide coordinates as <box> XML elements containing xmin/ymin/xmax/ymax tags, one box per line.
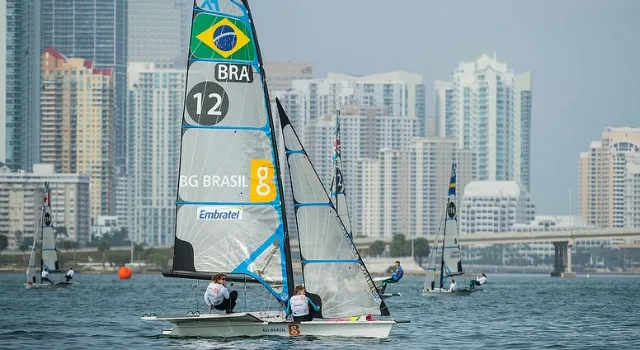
<box><xmin>186</xmin><ymin>81</ymin><xmax>229</xmax><ymax>125</ymax></box>
<box><xmin>193</xmin><ymin>92</ymin><xmax>222</xmax><ymax>116</ymax></box>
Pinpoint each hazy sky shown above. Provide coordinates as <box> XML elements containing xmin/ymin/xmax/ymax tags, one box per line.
<box><xmin>250</xmin><ymin>0</ymin><xmax>640</xmax><ymax>215</ymax></box>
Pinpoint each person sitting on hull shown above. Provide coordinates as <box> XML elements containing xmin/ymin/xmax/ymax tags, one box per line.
<box><xmin>469</xmin><ymin>273</ymin><xmax>487</xmax><ymax>290</ymax></box>
<box><xmin>379</xmin><ymin>260</ymin><xmax>404</xmax><ymax>294</ymax></box>
<box><xmin>286</xmin><ymin>285</ymin><xmax>320</xmax><ymax>322</ymax></box>
<box><xmin>41</xmin><ymin>268</ymin><xmax>54</xmax><ymax>285</ymax></box>
<box><xmin>65</xmin><ymin>267</ymin><xmax>75</xmax><ymax>282</ymax></box>
<box><xmin>204</xmin><ymin>273</ymin><xmax>237</xmax><ymax>314</ymax></box>
<box><xmin>448</xmin><ymin>278</ymin><xmax>457</xmax><ymax>292</ymax></box>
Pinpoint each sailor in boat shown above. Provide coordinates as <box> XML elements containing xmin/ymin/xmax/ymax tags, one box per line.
<box><xmin>41</xmin><ymin>268</ymin><xmax>54</xmax><ymax>285</ymax></box>
<box><xmin>285</xmin><ymin>285</ymin><xmax>320</xmax><ymax>322</ymax></box>
<box><xmin>65</xmin><ymin>267</ymin><xmax>75</xmax><ymax>282</ymax></box>
<box><xmin>469</xmin><ymin>273</ymin><xmax>487</xmax><ymax>290</ymax></box>
<box><xmin>204</xmin><ymin>273</ymin><xmax>237</xmax><ymax>314</ymax></box>
<box><xmin>448</xmin><ymin>278</ymin><xmax>457</xmax><ymax>292</ymax></box>
<box><xmin>379</xmin><ymin>261</ymin><xmax>404</xmax><ymax>294</ymax></box>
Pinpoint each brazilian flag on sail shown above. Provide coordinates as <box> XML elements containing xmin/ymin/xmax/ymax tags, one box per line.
<box><xmin>190</xmin><ymin>13</ymin><xmax>255</xmax><ymax>61</ymax></box>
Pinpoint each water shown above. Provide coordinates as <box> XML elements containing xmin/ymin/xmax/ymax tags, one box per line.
<box><xmin>2</xmin><ymin>273</ymin><xmax>639</xmax><ymax>349</ymax></box>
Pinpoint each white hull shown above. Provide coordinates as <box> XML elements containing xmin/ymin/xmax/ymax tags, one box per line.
<box><xmin>142</xmin><ymin>311</ymin><xmax>395</xmax><ymax>338</ymax></box>
<box><xmin>25</xmin><ymin>281</ymin><xmax>72</xmax><ymax>289</ymax></box>
<box><xmin>421</xmin><ymin>287</ymin><xmax>475</xmax><ymax>296</ymax></box>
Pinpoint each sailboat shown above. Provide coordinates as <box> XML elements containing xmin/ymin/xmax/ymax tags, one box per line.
<box><xmin>328</xmin><ymin>111</ymin><xmax>400</xmax><ymax>298</ymax></box>
<box><xmin>25</xmin><ymin>182</ymin><xmax>71</xmax><ymax>289</ymax></box>
<box><xmin>141</xmin><ymin>0</ymin><xmax>402</xmax><ymax>338</ymax></box>
<box><xmin>421</xmin><ymin>164</ymin><xmax>475</xmax><ymax>296</ymax></box>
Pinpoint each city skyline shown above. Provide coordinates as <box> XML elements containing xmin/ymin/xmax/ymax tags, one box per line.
<box><xmin>249</xmin><ymin>0</ymin><xmax>640</xmax><ymax>215</ymax></box>
<box><xmin>2</xmin><ymin>0</ymin><xmax>639</xmax><ymax>217</ymax></box>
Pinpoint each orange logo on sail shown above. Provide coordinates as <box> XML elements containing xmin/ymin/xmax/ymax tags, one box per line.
<box><xmin>250</xmin><ymin>159</ymin><xmax>276</xmax><ymax>202</ymax></box>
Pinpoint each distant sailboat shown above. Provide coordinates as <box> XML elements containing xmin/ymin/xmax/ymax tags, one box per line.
<box><xmin>422</xmin><ymin>164</ymin><xmax>475</xmax><ymax>296</ymax></box>
<box><xmin>326</xmin><ymin>111</ymin><xmax>400</xmax><ymax>298</ymax></box>
<box><xmin>25</xmin><ymin>182</ymin><xmax>71</xmax><ymax>289</ymax></box>
<box><xmin>141</xmin><ymin>0</ymin><xmax>404</xmax><ymax>338</ymax></box>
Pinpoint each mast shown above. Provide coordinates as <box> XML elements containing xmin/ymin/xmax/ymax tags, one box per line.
<box><xmin>332</xmin><ymin>110</ymin><xmax>340</xmax><ymax>213</ymax></box>
<box><xmin>243</xmin><ymin>0</ymin><xmax>295</xmax><ymax>300</ymax></box>
<box><xmin>39</xmin><ymin>183</ymin><xmax>47</xmax><ymax>276</ymax></box>
<box><xmin>439</xmin><ymin>199</ymin><xmax>448</xmax><ymax>289</ymax></box>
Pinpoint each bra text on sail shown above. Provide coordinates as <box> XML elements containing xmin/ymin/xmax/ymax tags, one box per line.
<box><xmin>215</xmin><ymin>63</ymin><xmax>253</xmax><ymax>83</ymax></box>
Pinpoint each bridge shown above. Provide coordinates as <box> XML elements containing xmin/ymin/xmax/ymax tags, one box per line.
<box><xmin>289</xmin><ymin>227</ymin><xmax>640</xmax><ymax>277</ymax></box>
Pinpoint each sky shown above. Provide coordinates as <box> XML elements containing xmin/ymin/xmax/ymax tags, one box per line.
<box><xmin>249</xmin><ymin>0</ymin><xmax>640</xmax><ymax>215</ymax></box>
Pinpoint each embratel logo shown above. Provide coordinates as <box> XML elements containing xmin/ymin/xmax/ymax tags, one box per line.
<box><xmin>197</xmin><ymin>207</ymin><xmax>243</xmax><ymax>220</ymax></box>
<box><xmin>249</xmin><ymin>159</ymin><xmax>276</xmax><ymax>202</ymax></box>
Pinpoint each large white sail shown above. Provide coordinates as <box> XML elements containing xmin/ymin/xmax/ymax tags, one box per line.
<box><xmin>277</xmin><ymin>99</ymin><xmax>389</xmax><ymax>318</ymax></box>
<box><xmin>167</xmin><ymin>0</ymin><xmax>294</xmax><ymax>302</ymax></box>
<box><xmin>26</xmin><ymin>223</ymin><xmax>38</xmax><ymax>284</ymax></box>
<box><xmin>41</xmin><ymin>182</ymin><xmax>59</xmax><ymax>272</ymax></box>
<box><xmin>423</xmin><ymin>164</ymin><xmax>463</xmax><ymax>290</ymax></box>
<box><xmin>442</xmin><ymin>164</ymin><xmax>463</xmax><ymax>278</ymax></box>
<box><xmin>329</xmin><ymin>111</ymin><xmax>352</xmax><ymax>235</ymax></box>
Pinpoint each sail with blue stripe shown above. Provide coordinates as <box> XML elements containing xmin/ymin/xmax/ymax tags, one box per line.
<box><xmin>329</xmin><ymin>111</ymin><xmax>352</xmax><ymax>236</ymax></box>
<box><xmin>166</xmin><ymin>0</ymin><xmax>294</xmax><ymax>302</ymax></box>
<box><xmin>276</xmin><ymin>99</ymin><xmax>389</xmax><ymax>318</ymax></box>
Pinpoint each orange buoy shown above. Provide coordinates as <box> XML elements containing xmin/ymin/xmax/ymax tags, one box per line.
<box><xmin>118</xmin><ymin>266</ymin><xmax>133</xmax><ymax>280</ymax></box>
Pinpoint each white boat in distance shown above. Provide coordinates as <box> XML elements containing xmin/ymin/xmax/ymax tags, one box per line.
<box><xmin>422</xmin><ymin>164</ymin><xmax>477</xmax><ymax>297</ymax></box>
<box><xmin>25</xmin><ymin>182</ymin><xmax>73</xmax><ymax>289</ymax></box>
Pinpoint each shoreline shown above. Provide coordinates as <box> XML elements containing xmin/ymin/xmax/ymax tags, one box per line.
<box><xmin>2</xmin><ymin>267</ymin><xmax>639</xmax><ymax>276</ymax></box>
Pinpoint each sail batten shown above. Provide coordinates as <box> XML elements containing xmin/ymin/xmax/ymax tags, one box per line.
<box><xmin>169</xmin><ymin>0</ymin><xmax>293</xmax><ymax>302</ymax></box>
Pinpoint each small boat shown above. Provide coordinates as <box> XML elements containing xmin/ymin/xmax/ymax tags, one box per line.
<box><xmin>141</xmin><ymin>0</ymin><xmax>405</xmax><ymax>338</ymax></box>
<box><xmin>422</xmin><ymin>164</ymin><xmax>476</xmax><ymax>296</ymax></box>
<box><xmin>25</xmin><ymin>182</ymin><xmax>72</xmax><ymax>289</ymax></box>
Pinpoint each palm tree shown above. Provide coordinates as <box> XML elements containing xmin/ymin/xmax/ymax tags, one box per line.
<box><xmin>413</xmin><ymin>237</ymin><xmax>430</xmax><ymax>266</ymax></box>
<box><xmin>70</xmin><ymin>241</ymin><xmax>79</xmax><ymax>261</ymax></box>
<box><xmin>97</xmin><ymin>242</ymin><xmax>111</xmax><ymax>268</ymax></box>
<box><xmin>0</xmin><ymin>234</ymin><xmax>8</xmax><ymax>252</ymax></box>
<box><xmin>133</xmin><ymin>244</ymin><xmax>145</xmax><ymax>262</ymax></box>
<box><xmin>19</xmin><ymin>241</ymin><xmax>31</xmax><ymax>265</ymax></box>
<box><xmin>369</xmin><ymin>240</ymin><xmax>386</xmax><ymax>257</ymax></box>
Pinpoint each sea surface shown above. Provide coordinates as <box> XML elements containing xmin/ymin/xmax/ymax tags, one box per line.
<box><xmin>1</xmin><ymin>272</ymin><xmax>639</xmax><ymax>349</ymax></box>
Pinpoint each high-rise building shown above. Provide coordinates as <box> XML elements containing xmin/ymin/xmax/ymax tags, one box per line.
<box><xmin>3</xmin><ymin>0</ymin><xmax>41</xmax><ymax>171</ymax></box>
<box><xmin>410</xmin><ymin>138</ymin><xmax>475</xmax><ymax>237</ymax></box>
<box><xmin>328</xmin><ymin>71</ymin><xmax>426</xmax><ymax>137</ymax></box>
<box><xmin>460</xmin><ymin>181</ymin><xmax>536</xmax><ymax>234</ymax></box>
<box><xmin>0</xmin><ymin>163</ymin><xmax>90</xmax><ymax>247</ymax></box>
<box><xmin>128</xmin><ymin>0</ymin><xmax>192</xmax><ymax>65</ymax></box>
<box><xmin>265</xmin><ymin>62</ymin><xmax>314</xmax><ymax>93</ymax></box>
<box><xmin>40</xmin><ymin>48</ymin><xmax>115</xmax><ymax>223</ymax></box>
<box><xmin>436</xmin><ymin>53</ymin><xmax>532</xmax><ymax>191</ymax></box>
<box><xmin>579</xmin><ymin>127</ymin><xmax>640</xmax><ymax>228</ymax></box>
<box><xmin>41</xmin><ymin>0</ymin><xmax>128</xmax><ymax>169</ymax></box>
<box><xmin>625</xmin><ymin>159</ymin><xmax>640</xmax><ymax>228</ymax></box>
<box><xmin>127</xmin><ymin>62</ymin><xmax>185</xmax><ymax>246</ymax></box>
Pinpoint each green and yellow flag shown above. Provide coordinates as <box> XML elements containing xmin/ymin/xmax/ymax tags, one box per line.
<box><xmin>190</xmin><ymin>13</ymin><xmax>255</xmax><ymax>61</ymax></box>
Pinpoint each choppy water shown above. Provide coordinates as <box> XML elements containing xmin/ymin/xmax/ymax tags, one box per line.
<box><xmin>1</xmin><ymin>272</ymin><xmax>639</xmax><ymax>349</ymax></box>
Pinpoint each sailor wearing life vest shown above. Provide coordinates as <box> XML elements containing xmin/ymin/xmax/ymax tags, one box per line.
<box><xmin>285</xmin><ymin>285</ymin><xmax>320</xmax><ymax>322</ymax></box>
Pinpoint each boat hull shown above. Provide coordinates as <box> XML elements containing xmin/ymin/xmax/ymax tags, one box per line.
<box><xmin>25</xmin><ymin>281</ymin><xmax>72</xmax><ymax>289</ymax></box>
<box><xmin>142</xmin><ymin>312</ymin><xmax>395</xmax><ymax>338</ymax></box>
<box><xmin>421</xmin><ymin>287</ymin><xmax>475</xmax><ymax>296</ymax></box>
